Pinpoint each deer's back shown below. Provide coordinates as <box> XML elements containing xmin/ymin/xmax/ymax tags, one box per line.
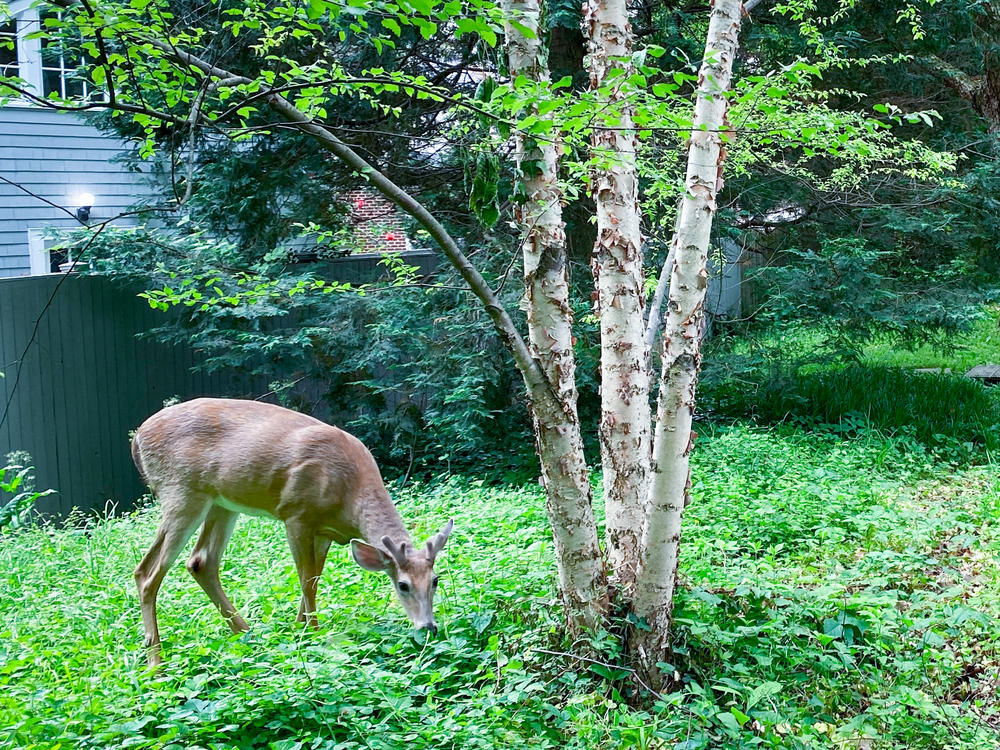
<box><xmin>132</xmin><ymin>398</ymin><xmax>382</xmax><ymax>522</ymax></box>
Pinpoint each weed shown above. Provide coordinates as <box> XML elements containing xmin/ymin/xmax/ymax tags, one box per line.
<box><xmin>2</xmin><ymin>427</ymin><xmax>999</xmax><ymax>748</ymax></box>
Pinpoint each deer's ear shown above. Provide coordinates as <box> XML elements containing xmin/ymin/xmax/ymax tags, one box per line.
<box><xmin>351</xmin><ymin>540</ymin><xmax>392</xmax><ymax>572</ymax></box>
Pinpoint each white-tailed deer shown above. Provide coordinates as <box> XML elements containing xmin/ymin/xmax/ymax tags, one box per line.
<box><xmin>131</xmin><ymin>397</ymin><xmax>454</xmax><ymax>666</ymax></box>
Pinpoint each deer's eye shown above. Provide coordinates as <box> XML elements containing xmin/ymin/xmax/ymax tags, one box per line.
<box><xmin>432</xmin><ymin>576</ymin><xmax>440</xmax><ymax>587</ymax></box>
<box><xmin>397</xmin><ymin>581</ymin><xmax>411</xmax><ymax>593</ymax></box>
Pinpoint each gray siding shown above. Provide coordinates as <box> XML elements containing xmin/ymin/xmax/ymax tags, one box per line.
<box><xmin>0</xmin><ymin>107</ymin><xmax>155</xmax><ymax>276</ymax></box>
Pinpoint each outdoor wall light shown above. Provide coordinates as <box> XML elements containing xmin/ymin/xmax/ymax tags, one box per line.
<box><xmin>74</xmin><ymin>192</ymin><xmax>96</xmax><ymax>223</ymax></box>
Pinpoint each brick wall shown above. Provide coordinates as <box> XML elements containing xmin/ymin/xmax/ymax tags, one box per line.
<box><xmin>341</xmin><ymin>188</ymin><xmax>411</xmax><ymax>253</ymax></box>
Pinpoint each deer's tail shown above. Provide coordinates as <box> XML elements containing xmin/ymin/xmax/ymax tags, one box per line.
<box><xmin>131</xmin><ymin>434</ymin><xmax>149</xmax><ymax>487</ymax></box>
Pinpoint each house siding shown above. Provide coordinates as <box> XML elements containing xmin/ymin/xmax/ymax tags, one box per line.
<box><xmin>0</xmin><ymin>107</ymin><xmax>156</xmax><ymax>277</ymax></box>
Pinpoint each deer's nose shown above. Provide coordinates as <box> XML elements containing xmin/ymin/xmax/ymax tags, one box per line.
<box><xmin>422</xmin><ymin>622</ymin><xmax>438</xmax><ymax>635</ymax></box>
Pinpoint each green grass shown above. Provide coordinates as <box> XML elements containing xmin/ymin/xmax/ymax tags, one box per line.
<box><xmin>702</xmin><ymin>307</ymin><xmax>1000</xmax><ymax>461</ymax></box>
<box><xmin>3</xmin><ymin>424</ymin><xmax>1000</xmax><ymax>749</ymax></box>
<box><xmin>863</xmin><ymin>310</ymin><xmax>1000</xmax><ymax>371</ymax></box>
<box><xmin>711</xmin><ymin>306</ymin><xmax>999</xmax><ymax>374</ymax></box>
<box><xmin>704</xmin><ymin>365</ymin><xmax>1000</xmax><ymax>458</ymax></box>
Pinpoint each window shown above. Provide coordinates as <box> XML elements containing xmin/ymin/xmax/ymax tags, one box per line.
<box><xmin>0</xmin><ymin>20</ymin><xmax>18</xmax><ymax>80</ymax></box>
<box><xmin>40</xmin><ymin>12</ymin><xmax>94</xmax><ymax>100</ymax></box>
<box><xmin>27</xmin><ymin>230</ymin><xmax>74</xmax><ymax>275</ymax></box>
<box><xmin>0</xmin><ymin>8</ymin><xmax>105</xmax><ymax>104</ymax></box>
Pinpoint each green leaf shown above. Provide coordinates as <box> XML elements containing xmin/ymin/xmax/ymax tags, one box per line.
<box><xmin>746</xmin><ymin>681</ymin><xmax>782</xmax><ymax>709</ymax></box>
<box><xmin>717</xmin><ymin>712</ymin><xmax>742</xmax><ymax>734</ymax></box>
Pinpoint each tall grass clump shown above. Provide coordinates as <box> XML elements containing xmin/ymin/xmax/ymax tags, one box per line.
<box><xmin>704</xmin><ymin>364</ymin><xmax>1000</xmax><ymax>457</ymax></box>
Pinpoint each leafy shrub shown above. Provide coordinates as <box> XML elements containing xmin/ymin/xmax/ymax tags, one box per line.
<box><xmin>78</xmin><ymin>227</ymin><xmax>538</xmax><ymax>476</ymax></box>
<box><xmin>0</xmin><ymin>451</ymin><xmax>54</xmax><ymax>530</ymax></box>
<box><xmin>752</xmin><ymin>237</ymin><xmax>996</xmax><ymax>353</ymax></box>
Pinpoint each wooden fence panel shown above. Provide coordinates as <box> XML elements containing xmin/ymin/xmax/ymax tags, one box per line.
<box><xmin>0</xmin><ymin>250</ymin><xmax>438</xmax><ymax>518</ymax></box>
<box><xmin>0</xmin><ymin>275</ymin><xmax>254</xmax><ymax>517</ymax></box>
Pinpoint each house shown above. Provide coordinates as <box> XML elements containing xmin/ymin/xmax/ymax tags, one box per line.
<box><xmin>0</xmin><ymin>1</ymin><xmax>156</xmax><ymax>277</ymax></box>
<box><xmin>342</xmin><ymin>188</ymin><xmax>413</xmax><ymax>254</ymax></box>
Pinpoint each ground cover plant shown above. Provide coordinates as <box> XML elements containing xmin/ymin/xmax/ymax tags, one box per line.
<box><xmin>3</xmin><ymin>419</ymin><xmax>999</xmax><ymax>749</ymax></box>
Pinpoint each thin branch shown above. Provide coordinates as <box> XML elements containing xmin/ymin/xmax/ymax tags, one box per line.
<box><xmin>0</xmin><ymin>81</ymin><xmax>188</xmax><ymax>125</ymax></box>
<box><xmin>643</xmin><ymin>242</ymin><xmax>676</xmax><ymax>354</ymax></box>
<box><xmin>181</xmin><ymin>76</ymin><xmax>214</xmax><ymax>205</ymax></box>
<box><xmin>532</xmin><ymin>648</ymin><xmax>667</xmax><ymax>701</ymax></box>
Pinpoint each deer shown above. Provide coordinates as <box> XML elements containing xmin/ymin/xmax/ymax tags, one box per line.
<box><xmin>130</xmin><ymin>397</ymin><xmax>454</xmax><ymax>667</ymax></box>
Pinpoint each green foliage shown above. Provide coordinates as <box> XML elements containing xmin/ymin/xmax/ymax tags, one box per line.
<box><xmin>752</xmin><ymin>237</ymin><xmax>995</xmax><ymax>350</ymax></box>
<box><xmin>864</xmin><ymin>311</ymin><xmax>1000</xmax><ymax>371</ymax></box>
<box><xmin>723</xmin><ymin>0</ymin><xmax>1000</xmax><ymax>341</ymax></box>
<box><xmin>0</xmin><ymin>452</ymin><xmax>55</xmax><ymax>530</ymax></box>
<box><xmin>3</xmin><ymin>423</ymin><xmax>1000</xmax><ymax>748</ymax></box>
<box><xmin>704</xmin><ymin>362</ymin><xmax>1000</xmax><ymax>460</ymax></box>
<box><xmin>80</xmin><ymin>226</ymin><xmax>535</xmax><ymax>474</ymax></box>
<box><xmin>670</xmin><ymin>427</ymin><xmax>1000</xmax><ymax>749</ymax></box>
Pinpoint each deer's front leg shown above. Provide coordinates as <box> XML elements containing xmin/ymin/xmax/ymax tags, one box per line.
<box><xmin>285</xmin><ymin>520</ymin><xmax>320</xmax><ymax>628</ymax></box>
<box><xmin>296</xmin><ymin>535</ymin><xmax>334</xmax><ymax>623</ymax></box>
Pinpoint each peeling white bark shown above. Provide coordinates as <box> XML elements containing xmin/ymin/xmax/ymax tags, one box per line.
<box><xmin>502</xmin><ymin>0</ymin><xmax>608</xmax><ymax>629</ymax></box>
<box><xmin>633</xmin><ymin>0</ymin><xmax>743</xmax><ymax>683</ymax></box>
<box><xmin>583</xmin><ymin>0</ymin><xmax>651</xmax><ymax>588</ymax></box>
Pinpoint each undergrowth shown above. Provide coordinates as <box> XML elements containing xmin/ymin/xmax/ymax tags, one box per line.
<box><xmin>703</xmin><ymin>365</ymin><xmax>1000</xmax><ymax>459</ymax></box>
<box><xmin>2</xmin><ymin>425</ymin><xmax>999</xmax><ymax>749</ymax></box>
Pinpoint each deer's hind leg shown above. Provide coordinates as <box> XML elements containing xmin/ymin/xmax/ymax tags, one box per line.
<box><xmin>134</xmin><ymin>489</ymin><xmax>212</xmax><ymax>667</ymax></box>
<box><xmin>187</xmin><ymin>505</ymin><xmax>248</xmax><ymax>634</ymax></box>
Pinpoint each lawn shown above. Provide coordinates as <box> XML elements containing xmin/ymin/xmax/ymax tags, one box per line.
<box><xmin>3</xmin><ymin>419</ymin><xmax>1000</xmax><ymax>749</ymax></box>
<box><xmin>862</xmin><ymin>310</ymin><xmax>999</xmax><ymax>372</ymax></box>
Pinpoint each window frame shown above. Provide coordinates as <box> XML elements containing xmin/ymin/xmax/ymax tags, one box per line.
<box><xmin>39</xmin><ymin>9</ymin><xmax>97</xmax><ymax>101</ymax></box>
<box><xmin>2</xmin><ymin>2</ymin><xmax>104</xmax><ymax>106</ymax></box>
<box><xmin>27</xmin><ymin>229</ymin><xmax>74</xmax><ymax>275</ymax></box>
<box><xmin>2</xmin><ymin>3</ymin><xmax>43</xmax><ymax>105</ymax></box>
<box><xmin>0</xmin><ymin>18</ymin><xmax>19</xmax><ymax>80</ymax></box>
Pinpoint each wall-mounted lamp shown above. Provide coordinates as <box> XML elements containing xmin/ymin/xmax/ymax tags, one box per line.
<box><xmin>74</xmin><ymin>192</ymin><xmax>95</xmax><ymax>223</ymax></box>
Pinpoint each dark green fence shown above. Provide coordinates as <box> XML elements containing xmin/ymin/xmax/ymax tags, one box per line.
<box><xmin>0</xmin><ymin>250</ymin><xmax>438</xmax><ymax>518</ymax></box>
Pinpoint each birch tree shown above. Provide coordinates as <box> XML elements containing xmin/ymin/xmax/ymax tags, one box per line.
<box><xmin>583</xmin><ymin>0</ymin><xmax>651</xmax><ymax>589</ymax></box>
<box><xmin>500</xmin><ymin>0</ymin><xmax>608</xmax><ymax>628</ymax></box>
<box><xmin>578</xmin><ymin>0</ymin><xmax>743</xmax><ymax>681</ymax></box>
<box><xmin>633</xmin><ymin>0</ymin><xmax>744</xmax><ymax>683</ymax></box>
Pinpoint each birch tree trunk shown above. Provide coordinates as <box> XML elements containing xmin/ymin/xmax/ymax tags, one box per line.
<box><xmin>583</xmin><ymin>0</ymin><xmax>650</xmax><ymax>589</ymax></box>
<box><xmin>632</xmin><ymin>0</ymin><xmax>743</xmax><ymax>685</ymax></box>
<box><xmin>502</xmin><ymin>0</ymin><xmax>608</xmax><ymax>629</ymax></box>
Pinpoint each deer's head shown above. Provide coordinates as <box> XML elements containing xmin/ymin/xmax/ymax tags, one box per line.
<box><xmin>351</xmin><ymin>519</ymin><xmax>454</xmax><ymax>633</ymax></box>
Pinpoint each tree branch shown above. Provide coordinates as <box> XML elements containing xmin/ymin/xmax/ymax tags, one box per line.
<box><xmin>68</xmin><ymin>32</ymin><xmax>560</xmax><ymax>412</ymax></box>
<box><xmin>920</xmin><ymin>54</ymin><xmax>984</xmax><ymax>102</ymax></box>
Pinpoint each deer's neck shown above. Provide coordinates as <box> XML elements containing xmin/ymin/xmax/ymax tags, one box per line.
<box><xmin>355</xmin><ymin>488</ymin><xmax>411</xmax><ymax>548</ymax></box>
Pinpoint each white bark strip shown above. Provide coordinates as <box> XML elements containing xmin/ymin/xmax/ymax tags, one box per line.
<box><xmin>633</xmin><ymin>0</ymin><xmax>744</xmax><ymax>682</ymax></box>
<box><xmin>583</xmin><ymin>0</ymin><xmax>650</xmax><ymax>588</ymax></box>
<box><xmin>502</xmin><ymin>0</ymin><xmax>608</xmax><ymax>628</ymax></box>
